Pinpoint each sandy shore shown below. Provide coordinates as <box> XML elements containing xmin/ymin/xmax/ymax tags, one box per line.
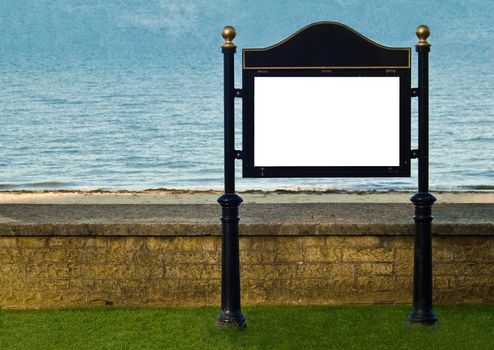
<box><xmin>0</xmin><ymin>190</ymin><xmax>492</xmax><ymax>204</ymax></box>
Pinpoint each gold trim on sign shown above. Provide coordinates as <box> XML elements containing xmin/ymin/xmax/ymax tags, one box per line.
<box><xmin>242</xmin><ymin>64</ymin><xmax>410</xmax><ymax>70</ymax></box>
<box><xmin>242</xmin><ymin>21</ymin><xmax>411</xmax><ymax>69</ymax></box>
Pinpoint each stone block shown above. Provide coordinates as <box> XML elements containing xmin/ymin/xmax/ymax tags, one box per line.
<box><xmin>434</xmin><ymin>262</ymin><xmax>494</xmax><ymax>276</ymax></box>
<box><xmin>0</xmin><ymin>237</ymin><xmax>18</xmax><ymax>248</ymax></box>
<box><xmin>173</xmin><ymin>237</ymin><xmax>200</xmax><ymax>252</ymax></box>
<box><xmin>241</xmin><ymin>264</ymin><xmax>281</xmax><ymax>280</ymax></box>
<box><xmin>394</xmin><ymin>276</ymin><xmax>413</xmax><ymax>291</ymax></box>
<box><xmin>145</xmin><ymin>237</ymin><xmax>171</xmax><ymax>250</ymax></box>
<box><xmin>0</xmin><ymin>247</ymin><xmax>22</xmax><ymax>263</ymax></box>
<box><xmin>394</xmin><ymin>248</ymin><xmax>413</xmax><ymax>275</ymax></box>
<box><xmin>273</xmin><ymin>237</ymin><xmax>303</xmax><ymax>262</ymax></box>
<box><xmin>302</xmin><ymin>236</ymin><xmax>326</xmax><ymax>248</ymax></box>
<box><xmin>454</xmin><ymin>247</ymin><xmax>494</xmax><ymax>262</ymax></box>
<box><xmin>62</xmin><ymin>291</ymin><xmax>87</xmax><ymax>304</ymax></box>
<box><xmin>200</xmin><ymin>237</ymin><xmax>219</xmax><ymax>252</ymax></box>
<box><xmin>17</xmin><ymin>237</ymin><xmax>48</xmax><ymax>248</ymax></box>
<box><xmin>202</xmin><ymin>249</ymin><xmax>220</xmax><ymax>264</ymax></box>
<box><xmin>240</xmin><ymin>250</ymin><xmax>275</xmax><ymax>264</ymax></box>
<box><xmin>356</xmin><ymin>276</ymin><xmax>396</xmax><ymax>291</ymax></box>
<box><xmin>356</xmin><ymin>262</ymin><xmax>393</xmax><ymax>275</ymax></box>
<box><xmin>433</xmin><ymin>276</ymin><xmax>454</xmax><ymax>290</ymax></box>
<box><xmin>327</xmin><ymin>236</ymin><xmax>381</xmax><ymax>248</ymax></box>
<box><xmin>342</xmin><ymin>247</ymin><xmax>393</xmax><ymax>262</ymax></box>
<box><xmin>433</xmin><ymin>247</ymin><xmax>455</xmax><ymax>262</ymax></box>
<box><xmin>296</xmin><ymin>262</ymin><xmax>331</xmax><ymax>279</ymax></box>
<box><xmin>304</xmin><ymin>245</ymin><xmax>340</xmax><ymax>262</ymax></box>
<box><xmin>249</xmin><ymin>237</ymin><xmax>275</xmax><ymax>251</ymax></box>
<box><xmin>243</xmin><ymin>288</ymin><xmax>268</xmax><ymax>304</ymax></box>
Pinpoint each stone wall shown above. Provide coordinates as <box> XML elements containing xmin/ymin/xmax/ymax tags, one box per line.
<box><xmin>1</xmin><ymin>233</ymin><xmax>493</xmax><ymax>309</ymax></box>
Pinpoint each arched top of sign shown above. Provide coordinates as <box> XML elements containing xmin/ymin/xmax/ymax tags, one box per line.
<box><xmin>243</xmin><ymin>22</ymin><xmax>410</xmax><ymax>69</ymax></box>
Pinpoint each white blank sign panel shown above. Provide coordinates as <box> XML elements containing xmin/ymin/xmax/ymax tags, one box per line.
<box><xmin>254</xmin><ymin>77</ymin><xmax>400</xmax><ymax>167</ymax></box>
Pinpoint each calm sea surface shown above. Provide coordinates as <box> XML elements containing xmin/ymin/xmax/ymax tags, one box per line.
<box><xmin>0</xmin><ymin>1</ymin><xmax>493</xmax><ymax>191</ymax></box>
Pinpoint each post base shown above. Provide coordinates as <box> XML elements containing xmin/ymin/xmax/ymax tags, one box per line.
<box><xmin>407</xmin><ymin>309</ymin><xmax>438</xmax><ymax>325</ymax></box>
<box><xmin>410</xmin><ymin>192</ymin><xmax>436</xmax><ymax>206</ymax></box>
<box><xmin>216</xmin><ymin>310</ymin><xmax>246</xmax><ymax>330</ymax></box>
<box><xmin>217</xmin><ymin>193</ymin><xmax>243</xmax><ymax>207</ymax></box>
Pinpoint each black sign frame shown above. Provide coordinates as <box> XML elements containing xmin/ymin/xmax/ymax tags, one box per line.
<box><xmin>241</xmin><ymin>22</ymin><xmax>411</xmax><ymax>178</ymax></box>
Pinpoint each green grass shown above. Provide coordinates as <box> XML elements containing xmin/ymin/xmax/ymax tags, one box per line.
<box><xmin>1</xmin><ymin>305</ymin><xmax>493</xmax><ymax>349</ymax></box>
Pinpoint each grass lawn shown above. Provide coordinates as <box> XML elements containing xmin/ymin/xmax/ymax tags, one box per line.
<box><xmin>1</xmin><ymin>305</ymin><xmax>493</xmax><ymax>349</ymax></box>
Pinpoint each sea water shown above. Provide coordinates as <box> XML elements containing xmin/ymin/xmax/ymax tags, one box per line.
<box><xmin>0</xmin><ymin>0</ymin><xmax>493</xmax><ymax>191</ymax></box>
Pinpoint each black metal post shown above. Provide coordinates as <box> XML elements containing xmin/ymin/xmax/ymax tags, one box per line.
<box><xmin>408</xmin><ymin>25</ymin><xmax>437</xmax><ymax>324</ymax></box>
<box><xmin>216</xmin><ymin>26</ymin><xmax>246</xmax><ymax>330</ymax></box>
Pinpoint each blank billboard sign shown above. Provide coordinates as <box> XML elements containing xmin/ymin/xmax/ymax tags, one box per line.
<box><xmin>253</xmin><ymin>76</ymin><xmax>400</xmax><ymax>167</ymax></box>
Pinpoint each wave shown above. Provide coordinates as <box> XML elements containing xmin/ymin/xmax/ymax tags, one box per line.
<box><xmin>0</xmin><ymin>182</ymin><xmax>72</xmax><ymax>189</ymax></box>
<box><xmin>461</xmin><ymin>185</ymin><xmax>494</xmax><ymax>191</ymax></box>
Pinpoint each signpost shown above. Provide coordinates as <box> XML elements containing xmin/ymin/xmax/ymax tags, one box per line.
<box><xmin>218</xmin><ymin>22</ymin><xmax>436</xmax><ymax>329</ymax></box>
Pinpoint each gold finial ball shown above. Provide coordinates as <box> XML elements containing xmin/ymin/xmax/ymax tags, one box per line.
<box><xmin>222</xmin><ymin>26</ymin><xmax>236</xmax><ymax>42</ymax></box>
<box><xmin>416</xmin><ymin>25</ymin><xmax>430</xmax><ymax>41</ymax></box>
